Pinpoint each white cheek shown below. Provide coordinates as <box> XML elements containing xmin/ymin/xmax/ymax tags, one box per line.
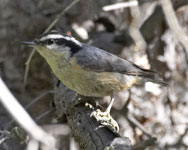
<box><xmin>59</xmin><ymin>46</ymin><xmax>71</xmax><ymax>58</ymax></box>
<box><xmin>46</xmin><ymin>44</ymin><xmax>58</xmax><ymax>50</ymax></box>
<box><xmin>45</xmin><ymin>45</ymin><xmax>71</xmax><ymax>58</ymax></box>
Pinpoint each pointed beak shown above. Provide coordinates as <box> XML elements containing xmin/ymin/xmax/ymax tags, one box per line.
<box><xmin>21</xmin><ymin>41</ymin><xmax>37</xmax><ymax>46</ymax></box>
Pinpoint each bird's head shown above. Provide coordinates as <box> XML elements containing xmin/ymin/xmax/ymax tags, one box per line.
<box><xmin>22</xmin><ymin>31</ymin><xmax>82</xmax><ymax>58</ymax></box>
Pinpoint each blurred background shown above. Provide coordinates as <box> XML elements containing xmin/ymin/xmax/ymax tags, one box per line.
<box><xmin>0</xmin><ymin>0</ymin><xmax>188</xmax><ymax>149</ymax></box>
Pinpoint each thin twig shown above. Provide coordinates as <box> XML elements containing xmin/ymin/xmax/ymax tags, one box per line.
<box><xmin>35</xmin><ymin>108</ymin><xmax>55</xmax><ymax>122</ymax></box>
<box><xmin>25</xmin><ymin>90</ymin><xmax>54</xmax><ymax>109</ymax></box>
<box><xmin>161</xmin><ymin>0</ymin><xmax>188</xmax><ymax>53</ymax></box>
<box><xmin>24</xmin><ymin>0</ymin><xmax>80</xmax><ymax>86</ymax></box>
<box><xmin>24</xmin><ymin>48</ymin><xmax>35</xmax><ymax>86</ymax></box>
<box><xmin>129</xmin><ymin>0</ymin><xmax>147</xmax><ymax>51</ymax></box>
<box><xmin>127</xmin><ymin>113</ymin><xmax>153</xmax><ymax>138</ymax></box>
<box><xmin>132</xmin><ymin>137</ymin><xmax>157</xmax><ymax>150</ymax></box>
<box><xmin>44</xmin><ymin>0</ymin><xmax>80</xmax><ymax>33</ymax></box>
<box><xmin>0</xmin><ymin>78</ymin><xmax>56</xmax><ymax>149</ymax></box>
<box><xmin>103</xmin><ymin>1</ymin><xmax>138</xmax><ymax>11</ymax></box>
<box><xmin>5</xmin><ymin>90</ymin><xmax>54</xmax><ymax>129</ymax></box>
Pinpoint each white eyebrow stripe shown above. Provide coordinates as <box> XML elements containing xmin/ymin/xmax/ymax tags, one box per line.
<box><xmin>63</xmin><ymin>36</ymin><xmax>81</xmax><ymax>46</ymax></box>
<box><xmin>40</xmin><ymin>34</ymin><xmax>64</xmax><ymax>41</ymax></box>
<box><xmin>40</xmin><ymin>34</ymin><xmax>81</xmax><ymax>46</ymax></box>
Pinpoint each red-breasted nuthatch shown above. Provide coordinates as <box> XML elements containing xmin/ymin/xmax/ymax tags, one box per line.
<box><xmin>22</xmin><ymin>31</ymin><xmax>167</xmax><ymax>120</ymax></box>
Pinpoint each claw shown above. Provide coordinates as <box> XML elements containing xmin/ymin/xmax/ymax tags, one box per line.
<box><xmin>90</xmin><ymin>95</ymin><xmax>119</xmax><ymax>133</ymax></box>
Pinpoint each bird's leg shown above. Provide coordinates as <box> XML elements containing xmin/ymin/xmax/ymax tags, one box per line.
<box><xmin>105</xmin><ymin>95</ymin><xmax>115</xmax><ymax>115</ymax></box>
<box><xmin>90</xmin><ymin>94</ymin><xmax>119</xmax><ymax>132</ymax></box>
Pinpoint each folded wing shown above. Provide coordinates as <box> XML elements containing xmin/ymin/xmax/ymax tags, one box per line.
<box><xmin>74</xmin><ymin>44</ymin><xmax>168</xmax><ymax>86</ymax></box>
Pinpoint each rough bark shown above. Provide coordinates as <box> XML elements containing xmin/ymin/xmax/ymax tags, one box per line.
<box><xmin>54</xmin><ymin>82</ymin><xmax>132</xmax><ymax>150</ymax></box>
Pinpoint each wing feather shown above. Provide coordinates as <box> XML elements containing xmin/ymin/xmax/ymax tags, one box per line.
<box><xmin>74</xmin><ymin>44</ymin><xmax>168</xmax><ymax>86</ymax></box>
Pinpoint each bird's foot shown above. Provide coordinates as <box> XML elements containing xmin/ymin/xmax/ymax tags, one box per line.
<box><xmin>91</xmin><ymin>109</ymin><xmax>119</xmax><ymax>133</ymax></box>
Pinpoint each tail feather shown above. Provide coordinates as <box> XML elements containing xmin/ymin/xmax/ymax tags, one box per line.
<box><xmin>122</xmin><ymin>62</ymin><xmax>168</xmax><ymax>86</ymax></box>
<box><xmin>138</xmin><ymin>69</ymin><xmax>168</xmax><ymax>86</ymax></box>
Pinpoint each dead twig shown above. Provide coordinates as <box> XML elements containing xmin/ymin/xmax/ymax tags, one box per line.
<box><xmin>0</xmin><ymin>78</ymin><xmax>56</xmax><ymax>149</ymax></box>
<box><xmin>25</xmin><ymin>90</ymin><xmax>54</xmax><ymax>109</ymax></box>
<box><xmin>102</xmin><ymin>1</ymin><xmax>138</xmax><ymax>11</ymax></box>
<box><xmin>5</xmin><ymin>90</ymin><xmax>54</xmax><ymax>129</ymax></box>
<box><xmin>161</xmin><ymin>0</ymin><xmax>188</xmax><ymax>53</ymax></box>
<box><xmin>129</xmin><ymin>0</ymin><xmax>147</xmax><ymax>51</ymax></box>
<box><xmin>35</xmin><ymin>108</ymin><xmax>55</xmax><ymax>122</ymax></box>
<box><xmin>24</xmin><ymin>49</ymin><xmax>36</xmax><ymax>86</ymax></box>
<box><xmin>127</xmin><ymin>113</ymin><xmax>153</xmax><ymax>138</ymax></box>
<box><xmin>132</xmin><ymin>137</ymin><xmax>157</xmax><ymax>150</ymax></box>
<box><xmin>44</xmin><ymin>0</ymin><xmax>80</xmax><ymax>33</ymax></box>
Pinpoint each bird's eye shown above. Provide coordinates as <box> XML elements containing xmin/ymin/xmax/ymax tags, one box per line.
<box><xmin>47</xmin><ymin>39</ymin><xmax>54</xmax><ymax>45</ymax></box>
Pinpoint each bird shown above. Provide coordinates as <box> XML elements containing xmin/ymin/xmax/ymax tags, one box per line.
<box><xmin>22</xmin><ymin>31</ymin><xmax>167</xmax><ymax>122</ymax></box>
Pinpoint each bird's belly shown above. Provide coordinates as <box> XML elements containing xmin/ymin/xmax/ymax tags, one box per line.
<box><xmin>54</xmin><ymin>67</ymin><xmax>139</xmax><ymax>97</ymax></box>
<box><xmin>47</xmin><ymin>57</ymin><xmax>139</xmax><ymax>97</ymax></box>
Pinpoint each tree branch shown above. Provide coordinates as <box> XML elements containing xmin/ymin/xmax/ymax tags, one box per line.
<box><xmin>54</xmin><ymin>82</ymin><xmax>132</xmax><ymax>150</ymax></box>
<box><xmin>0</xmin><ymin>78</ymin><xmax>56</xmax><ymax>149</ymax></box>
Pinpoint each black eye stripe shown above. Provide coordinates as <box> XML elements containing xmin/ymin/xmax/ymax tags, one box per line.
<box><xmin>39</xmin><ymin>38</ymin><xmax>64</xmax><ymax>45</ymax></box>
<box><xmin>39</xmin><ymin>39</ymin><xmax>55</xmax><ymax>45</ymax></box>
<box><xmin>55</xmin><ymin>38</ymin><xmax>82</xmax><ymax>55</ymax></box>
<box><xmin>38</xmin><ymin>38</ymin><xmax>82</xmax><ymax>55</ymax></box>
<box><xmin>47</xmin><ymin>39</ymin><xmax>54</xmax><ymax>45</ymax></box>
<box><xmin>55</xmin><ymin>38</ymin><xmax>67</xmax><ymax>45</ymax></box>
